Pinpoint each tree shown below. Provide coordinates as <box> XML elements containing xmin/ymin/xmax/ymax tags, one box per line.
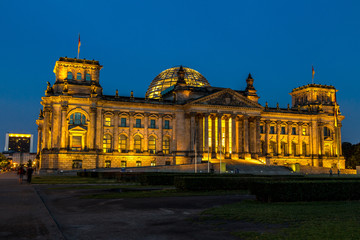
<box><xmin>0</xmin><ymin>153</ymin><xmax>10</xmax><ymax>169</ymax></box>
<box><xmin>343</xmin><ymin>142</ymin><xmax>360</xmax><ymax>169</ymax></box>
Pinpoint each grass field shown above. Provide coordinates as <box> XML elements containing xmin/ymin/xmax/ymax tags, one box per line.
<box><xmin>201</xmin><ymin>200</ymin><xmax>360</xmax><ymax>240</ymax></box>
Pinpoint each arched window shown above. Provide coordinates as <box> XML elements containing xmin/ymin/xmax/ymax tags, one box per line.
<box><xmin>67</xmin><ymin>72</ymin><xmax>73</xmax><ymax>80</ymax></box>
<box><xmin>270</xmin><ymin>141</ymin><xmax>277</xmax><ymax>155</ymax></box>
<box><xmin>148</xmin><ymin>136</ymin><xmax>156</xmax><ymax>154</ymax></box>
<box><xmin>119</xmin><ymin>135</ymin><xmax>127</xmax><ymax>152</ymax></box>
<box><xmin>76</xmin><ymin>72</ymin><xmax>82</xmax><ymax>80</ymax></box>
<box><xmin>163</xmin><ymin>136</ymin><xmax>170</xmax><ymax>154</ymax></box>
<box><xmin>103</xmin><ymin>134</ymin><xmax>112</xmax><ymax>153</ymax></box>
<box><xmin>134</xmin><ymin>135</ymin><xmax>142</xmax><ymax>153</ymax></box>
<box><xmin>69</xmin><ymin>113</ymin><xmax>86</xmax><ymax>125</ymax></box>
<box><xmin>105</xmin><ymin>160</ymin><xmax>111</xmax><ymax>168</ymax></box>
<box><xmin>86</xmin><ymin>73</ymin><xmax>91</xmax><ymax>81</ymax></box>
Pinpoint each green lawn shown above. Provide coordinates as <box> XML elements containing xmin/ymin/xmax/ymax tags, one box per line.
<box><xmin>81</xmin><ymin>189</ymin><xmax>249</xmax><ymax>199</ymax></box>
<box><xmin>32</xmin><ymin>175</ymin><xmax>118</xmax><ymax>184</ymax></box>
<box><xmin>201</xmin><ymin>200</ymin><xmax>360</xmax><ymax>240</ymax></box>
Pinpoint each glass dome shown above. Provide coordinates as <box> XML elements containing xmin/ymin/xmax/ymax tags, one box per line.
<box><xmin>146</xmin><ymin>66</ymin><xmax>210</xmax><ymax>99</ymax></box>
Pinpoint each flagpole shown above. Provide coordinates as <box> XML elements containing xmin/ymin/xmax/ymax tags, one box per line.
<box><xmin>77</xmin><ymin>34</ymin><xmax>81</xmax><ymax>59</ymax></box>
<box><xmin>194</xmin><ymin>120</ymin><xmax>197</xmax><ymax>174</ymax></box>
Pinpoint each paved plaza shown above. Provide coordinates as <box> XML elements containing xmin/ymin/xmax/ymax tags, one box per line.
<box><xmin>0</xmin><ymin>172</ymin><xmax>252</xmax><ymax>240</ymax></box>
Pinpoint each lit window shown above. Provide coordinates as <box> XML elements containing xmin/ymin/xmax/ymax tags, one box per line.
<box><xmin>105</xmin><ymin>117</ymin><xmax>111</xmax><ymax>126</ymax></box>
<box><xmin>260</xmin><ymin>126</ymin><xmax>264</xmax><ymax>134</ymax></box>
<box><xmin>135</xmin><ymin>119</ymin><xmax>141</xmax><ymax>128</ymax></box>
<box><xmin>72</xmin><ymin>136</ymin><xmax>82</xmax><ymax>151</ymax></box>
<box><xmin>150</xmin><ymin>119</ymin><xmax>156</xmax><ymax>129</ymax></box>
<box><xmin>120</xmin><ymin>118</ymin><xmax>126</xmax><ymax>127</ymax></box>
<box><xmin>270</xmin><ymin>126</ymin><xmax>275</xmax><ymax>134</ymax></box>
<box><xmin>136</xmin><ymin>161</ymin><xmax>142</xmax><ymax>167</ymax></box>
<box><xmin>151</xmin><ymin>160</ymin><xmax>156</xmax><ymax>166</ymax></box>
<box><xmin>105</xmin><ymin>160</ymin><xmax>111</xmax><ymax>168</ymax></box>
<box><xmin>70</xmin><ymin>113</ymin><xmax>86</xmax><ymax>125</ymax></box>
<box><xmin>163</xmin><ymin>136</ymin><xmax>170</xmax><ymax>154</ymax></box>
<box><xmin>72</xmin><ymin>160</ymin><xmax>82</xmax><ymax>169</ymax></box>
<box><xmin>119</xmin><ymin>135</ymin><xmax>127</xmax><ymax>152</ymax></box>
<box><xmin>77</xmin><ymin>72</ymin><xmax>82</xmax><ymax>80</ymax></box>
<box><xmin>86</xmin><ymin>73</ymin><xmax>91</xmax><ymax>81</ymax></box>
<box><xmin>121</xmin><ymin>161</ymin><xmax>127</xmax><ymax>168</ymax></box>
<box><xmin>103</xmin><ymin>134</ymin><xmax>112</xmax><ymax>153</ymax></box>
<box><xmin>324</xmin><ymin>127</ymin><xmax>331</xmax><ymax>137</ymax></box>
<box><xmin>164</xmin><ymin>120</ymin><xmax>170</xmax><ymax>129</ymax></box>
<box><xmin>281</xmin><ymin>127</ymin><xmax>286</xmax><ymax>134</ymax></box>
<box><xmin>134</xmin><ymin>135</ymin><xmax>142</xmax><ymax>153</ymax></box>
<box><xmin>292</xmin><ymin>127</ymin><xmax>297</xmax><ymax>135</ymax></box>
<box><xmin>67</xmin><ymin>72</ymin><xmax>73</xmax><ymax>80</ymax></box>
<box><xmin>302</xmin><ymin>128</ymin><xmax>306</xmax><ymax>136</ymax></box>
<box><xmin>148</xmin><ymin>136</ymin><xmax>156</xmax><ymax>154</ymax></box>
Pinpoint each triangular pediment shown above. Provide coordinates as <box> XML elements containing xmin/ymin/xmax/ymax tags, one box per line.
<box><xmin>68</xmin><ymin>125</ymin><xmax>88</xmax><ymax>131</ymax></box>
<box><xmin>188</xmin><ymin>89</ymin><xmax>263</xmax><ymax>109</ymax></box>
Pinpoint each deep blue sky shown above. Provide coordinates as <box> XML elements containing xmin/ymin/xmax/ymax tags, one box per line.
<box><xmin>1</xmin><ymin>0</ymin><xmax>360</xmax><ymax>152</ymax></box>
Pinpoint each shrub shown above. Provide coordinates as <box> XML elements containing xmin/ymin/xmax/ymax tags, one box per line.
<box><xmin>250</xmin><ymin>180</ymin><xmax>360</xmax><ymax>202</ymax></box>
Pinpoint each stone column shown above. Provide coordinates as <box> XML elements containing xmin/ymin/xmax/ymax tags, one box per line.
<box><xmin>211</xmin><ymin>115</ymin><xmax>216</xmax><ymax>155</ymax></box>
<box><xmin>159</xmin><ymin>114</ymin><xmax>163</xmax><ymax>152</ymax></box>
<box><xmin>319</xmin><ymin>123</ymin><xmax>325</xmax><ymax>156</ymax></box>
<box><xmin>60</xmin><ymin>105</ymin><xmax>68</xmax><ymax>149</ymax></box>
<box><xmin>243</xmin><ymin>116</ymin><xmax>249</xmax><ymax>153</ymax></box>
<box><xmin>43</xmin><ymin>107</ymin><xmax>51</xmax><ymax>150</ymax></box>
<box><xmin>225</xmin><ymin>116</ymin><xmax>229</xmax><ymax>155</ymax></box>
<box><xmin>113</xmin><ymin>111</ymin><xmax>119</xmax><ymax>152</ymax></box>
<box><xmin>255</xmin><ymin>116</ymin><xmax>261</xmax><ymax>156</ymax></box>
<box><xmin>265</xmin><ymin>120</ymin><xmax>270</xmax><ymax>155</ymax></box>
<box><xmin>298</xmin><ymin>123</ymin><xmax>303</xmax><ymax>156</ymax></box>
<box><xmin>231</xmin><ymin>115</ymin><xmax>237</xmax><ymax>157</ymax></box>
<box><xmin>95</xmin><ymin>108</ymin><xmax>103</xmax><ymax>150</ymax></box>
<box><xmin>171</xmin><ymin>114</ymin><xmax>176</xmax><ymax>153</ymax></box>
<box><xmin>276</xmin><ymin>120</ymin><xmax>281</xmax><ymax>155</ymax></box>
<box><xmin>287</xmin><ymin>121</ymin><xmax>292</xmax><ymax>155</ymax></box>
<box><xmin>37</xmin><ymin>127</ymin><xmax>42</xmax><ymax>153</ymax></box>
<box><xmin>237</xmin><ymin>116</ymin><xmax>242</xmax><ymax>154</ymax></box>
<box><xmin>190</xmin><ymin>113</ymin><xmax>196</xmax><ymax>152</ymax></box>
<box><xmin>129</xmin><ymin>112</ymin><xmax>134</xmax><ymax>152</ymax></box>
<box><xmin>339</xmin><ymin>123</ymin><xmax>343</xmax><ymax>155</ymax></box>
<box><xmin>198</xmin><ymin>114</ymin><xmax>203</xmax><ymax>153</ymax></box>
<box><xmin>204</xmin><ymin>114</ymin><xmax>209</xmax><ymax>156</ymax></box>
<box><xmin>217</xmin><ymin>114</ymin><xmax>223</xmax><ymax>154</ymax></box>
<box><xmin>144</xmin><ymin>113</ymin><xmax>149</xmax><ymax>152</ymax></box>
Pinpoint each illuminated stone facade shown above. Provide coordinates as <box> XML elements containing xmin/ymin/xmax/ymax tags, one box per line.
<box><xmin>36</xmin><ymin>57</ymin><xmax>345</xmax><ymax>171</ymax></box>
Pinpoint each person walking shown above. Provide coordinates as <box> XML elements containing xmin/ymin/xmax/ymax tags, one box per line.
<box><xmin>26</xmin><ymin>166</ymin><xmax>34</xmax><ymax>184</ymax></box>
<box><xmin>18</xmin><ymin>165</ymin><xmax>26</xmax><ymax>184</ymax></box>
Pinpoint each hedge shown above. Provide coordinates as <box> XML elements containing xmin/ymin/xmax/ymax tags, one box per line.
<box><xmin>250</xmin><ymin>180</ymin><xmax>360</xmax><ymax>202</ymax></box>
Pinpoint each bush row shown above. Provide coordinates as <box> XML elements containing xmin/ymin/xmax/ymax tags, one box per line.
<box><xmin>250</xmin><ymin>181</ymin><xmax>360</xmax><ymax>202</ymax></box>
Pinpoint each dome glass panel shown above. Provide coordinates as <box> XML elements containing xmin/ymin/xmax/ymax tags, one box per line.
<box><xmin>146</xmin><ymin>66</ymin><xmax>210</xmax><ymax>99</ymax></box>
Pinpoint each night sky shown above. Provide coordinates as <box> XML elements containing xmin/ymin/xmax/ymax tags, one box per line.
<box><xmin>1</xmin><ymin>0</ymin><xmax>360</xmax><ymax>152</ymax></box>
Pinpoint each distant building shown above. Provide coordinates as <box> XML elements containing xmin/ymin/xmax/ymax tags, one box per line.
<box><xmin>36</xmin><ymin>57</ymin><xmax>345</xmax><ymax>171</ymax></box>
<box><xmin>3</xmin><ymin>133</ymin><xmax>35</xmax><ymax>166</ymax></box>
<box><xmin>4</xmin><ymin>133</ymin><xmax>34</xmax><ymax>153</ymax></box>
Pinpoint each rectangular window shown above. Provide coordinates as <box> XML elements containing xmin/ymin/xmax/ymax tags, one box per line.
<box><xmin>120</xmin><ymin>118</ymin><xmax>126</xmax><ymax>127</ymax></box>
<box><xmin>105</xmin><ymin>117</ymin><xmax>111</xmax><ymax>126</ymax></box>
<box><xmin>302</xmin><ymin>128</ymin><xmax>306</xmax><ymax>135</ymax></box>
<box><xmin>86</xmin><ymin>73</ymin><xmax>91</xmax><ymax>81</ymax></box>
<box><xmin>292</xmin><ymin>127</ymin><xmax>297</xmax><ymax>135</ymax></box>
<box><xmin>135</xmin><ymin>119</ymin><xmax>141</xmax><ymax>128</ymax></box>
<box><xmin>164</xmin><ymin>120</ymin><xmax>170</xmax><ymax>129</ymax></box>
<box><xmin>165</xmin><ymin>161</ymin><xmax>171</xmax><ymax>165</ymax></box>
<box><xmin>105</xmin><ymin>160</ymin><xmax>111</xmax><ymax>168</ymax></box>
<box><xmin>150</xmin><ymin>119</ymin><xmax>156</xmax><ymax>128</ymax></box>
<box><xmin>260</xmin><ymin>126</ymin><xmax>264</xmax><ymax>134</ymax></box>
<box><xmin>151</xmin><ymin>161</ymin><xmax>156</xmax><ymax>166</ymax></box>
<box><xmin>121</xmin><ymin>161</ymin><xmax>127</xmax><ymax>168</ymax></box>
<box><xmin>72</xmin><ymin>136</ymin><xmax>82</xmax><ymax>151</ymax></box>
<box><xmin>281</xmin><ymin>127</ymin><xmax>286</xmax><ymax>134</ymax></box>
<box><xmin>270</xmin><ymin>126</ymin><xmax>275</xmax><ymax>134</ymax></box>
<box><xmin>136</xmin><ymin>161</ymin><xmax>142</xmax><ymax>167</ymax></box>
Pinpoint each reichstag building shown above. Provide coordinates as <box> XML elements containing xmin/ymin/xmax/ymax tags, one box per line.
<box><xmin>36</xmin><ymin>57</ymin><xmax>344</xmax><ymax>170</ymax></box>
